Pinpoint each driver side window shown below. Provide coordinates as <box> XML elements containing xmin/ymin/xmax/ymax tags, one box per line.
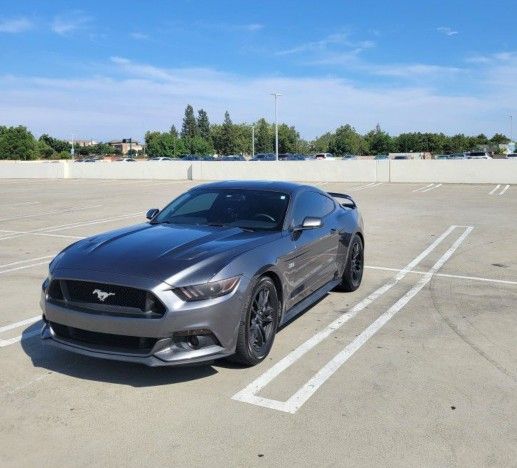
<box><xmin>291</xmin><ymin>191</ymin><xmax>335</xmax><ymax>226</ymax></box>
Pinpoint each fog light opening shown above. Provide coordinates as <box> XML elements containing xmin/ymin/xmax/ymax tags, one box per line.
<box><xmin>187</xmin><ymin>335</ymin><xmax>200</xmax><ymax>349</ymax></box>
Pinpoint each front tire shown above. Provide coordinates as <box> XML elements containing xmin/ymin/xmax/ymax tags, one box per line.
<box><xmin>337</xmin><ymin>235</ymin><xmax>364</xmax><ymax>292</ymax></box>
<box><xmin>232</xmin><ymin>276</ymin><xmax>279</xmax><ymax>366</ymax></box>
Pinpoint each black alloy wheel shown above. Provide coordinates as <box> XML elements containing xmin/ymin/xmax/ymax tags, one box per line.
<box><xmin>338</xmin><ymin>235</ymin><xmax>364</xmax><ymax>292</ymax></box>
<box><xmin>232</xmin><ymin>276</ymin><xmax>279</xmax><ymax>366</ymax></box>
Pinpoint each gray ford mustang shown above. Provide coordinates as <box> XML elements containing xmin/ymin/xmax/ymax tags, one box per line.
<box><xmin>41</xmin><ymin>181</ymin><xmax>364</xmax><ymax>367</ymax></box>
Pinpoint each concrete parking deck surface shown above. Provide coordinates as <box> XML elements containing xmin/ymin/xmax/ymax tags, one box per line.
<box><xmin>0</xmin><ymin>179</ymin><xmax>515</xmax><ymax>467</ymax></box>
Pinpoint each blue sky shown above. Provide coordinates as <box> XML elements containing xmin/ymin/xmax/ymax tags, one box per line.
<box><xmin>1</xmin><ymin>0</ymin><xmax>516</xmax><ymax>141</ymax></box>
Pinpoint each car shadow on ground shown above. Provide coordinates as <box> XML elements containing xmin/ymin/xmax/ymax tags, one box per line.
<box><xmin>20</xmin><ymin>324</ymin><xmax>218</xmax><ymax>387</ymax></box>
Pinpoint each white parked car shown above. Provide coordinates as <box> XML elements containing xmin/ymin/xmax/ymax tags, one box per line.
<box><xmin>467</xmin><ymin>152</ymin><xmax>492</xmax><ymax>159</ymax></box>
<box><xmin>149</xmin><ymin>157</ymin><xmax>173</xmax><ymax>161</ymax></box>
<box><xmin>506</xmin><ymin>153</ymin><xmax>517</xmax><ymax>159</ymax></box>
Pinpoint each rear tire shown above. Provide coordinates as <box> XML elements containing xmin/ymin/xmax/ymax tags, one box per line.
<box><xmin>337</xmin><ymin>235</ymin><xmax>364</xmax><ymax>292</ymax></box>
<box><xmin>232</xmin><ymin>276</ymin><xmax>279</xmax><ymax>366</ymax></box>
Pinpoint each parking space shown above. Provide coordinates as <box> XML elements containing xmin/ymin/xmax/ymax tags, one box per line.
<box><xmin>0</xmin><ymin>179</ymin><xmax>516</xmax><ymax>466</ymax></box>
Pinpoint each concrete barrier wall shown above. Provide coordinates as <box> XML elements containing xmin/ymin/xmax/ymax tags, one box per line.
<box><xmin>390</xmin><ymin>160</ymin><xmax>517</xmax><ymax>184</ymax></box>
<box><xmin>0</xmin><ymin>161</ymin><xmax>65</xmax><ymax>178</ymax></box>
<box><xmin>1</xmin><ymin>159</ymin><xmax>516</xmax><ymax>183</ymax></box>
<box><xmin>191</xmin><ymin>160</ymin><xmax>377</xmax><ymax>182</ymax></box>
<box><xmin>67</xmin><ymin>161</ymin><xmax>191</xmax><ymax>179</ymax></box>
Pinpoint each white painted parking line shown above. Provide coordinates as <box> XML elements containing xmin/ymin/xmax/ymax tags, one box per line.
<box><xmin>0</xmin><ymin>316</ymin><xmax>41</xmax><ymax>348</ymax></box>
<box><xmin>0</xmin><ymin>316</ymin><xmax>40</xmax><ymax>334</ymax></box>
<box><xmin>0</xmin><ymin>330</ymin><xmax>40</xmax><ymax>348</ymax></box>
<box><xmin>0</xmin><ymin>261</ymin><xmax>50</xmax><ymax>275</ymax></box>
<box><xmin>0</xmin><ymin>212</ymin><xmax>141</xmax><ymax>241</ymax></box>
<box><xmin>0</xmin><ymin>201</ymin><xmax>39</xmax><ymax>208</ymax></box>
<box><xmin>412</xmin><ymin>183</ymin><xmax>434</xmax><ymax>192</ymax></box>
<box><xmin>233</xmin><ymin>225</ymin><xmax>467</xmax><ymax>412</ymax></box>
<box><xmin>0</xmin><ymin>256</ymin><xmax>53</xmax><ymax>269</ymax></box>
<box><xmin>365</xmin><ymin>265</ymin><xmax>517</xmax><ymax>286</ymax></box>
<box><xmin>499</xmin><ymin>185</ymin><xmax>510</xmax><ymax>195</ymax></box>
<box><xmin>351</xmin><ymin>182</ymin><xmax>376</xmax><ymax>191</ymax></box>
<box><xmin>277</xmin><ymin>227</ymin><xmax>473</xmax><ymax>413</ymax></box>
<box><xmin>489</xmin><ymin>184</ymin><xmax>501</xmax><ymax>195</ymax></box>
<box><xmin>420</xmin><ymin>183</ymin><xmax>442</xmax><ymax>193</ymax></box>
<box><xmin>0</xmin><ymin>204</ymin><xmax>103</xmax><ymax>223</ymax></box>
<box><xmin>0</xmin><ymin>229</ymin><xmax>85</xmax><ymax>240</ymax></box>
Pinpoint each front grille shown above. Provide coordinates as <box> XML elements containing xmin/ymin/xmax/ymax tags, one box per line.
<box><xmin>47</xmin><ymin>280</ymin><xmax>166</xmax><ymax>318</ymax></box>
<box><xmin>65</xmin><ymin>280</ymin><xmax>146</xmax><ymax>308</ymax></box>
<box><xmin>50</xmin><ymin>322</ymin><xmax>158</xmax><ymax>354</ymax></box>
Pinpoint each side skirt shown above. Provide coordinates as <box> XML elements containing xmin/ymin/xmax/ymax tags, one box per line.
<box><xmin>279</xmin><ymin>279</ymin><xmax>341</xmax><ymax>327</ymax></box>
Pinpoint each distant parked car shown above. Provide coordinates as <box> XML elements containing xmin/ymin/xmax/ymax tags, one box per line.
<box><xmin>221</xmin><ymin>155</ymin><xmax>245</xmax><ymax>161</ymax></box>
<box><xmin>314</xmin><ymin>153</ymin><xmax>335</xmax><ymax>160</ymax></box>
<box><xmin>342</xmin><ymin>154</ymin><xmax>358</xmax><ymax>160</ymax></box>
<box><xmin>435</xmin><ymin>155</ymin><xmax>450</xmax><ymax>160</ymax></box>
<box><xmin>393</xmin><ymin>155</ymin><xmax>409</xmax><ymax>160</ymax></box>
<box><xmin>506</xmin><ymin>153</ymin><xmax>517</xmax><ymax>159</ymax></box>
<box><xmin>181</xmin><ymin>155</ymin><xmax>201</xmax><ymax>161</ymax></box>
<box><xmin>374</xmin><ymin>155</ymin><xmax>389</xmax><ymax>160</ymax></box>
<box><xmin>116</xmin><ymin>158</ymin><xmax>136</xmax><ymax>162</ymax></box>
<box><xmin>83</xmin><ymin>158</ymin><xmax>97</xmax><ymax>163</ymax></box>
<box><xmin>449</xmin><ymin>153</ymin><xmax>467</xmax><ymax>159</ymax></box>
<box><xmin>252</xmin><ymin>153</ymin><xmax>276</xmax><ymax>161</ymax></box>
<box><xmin>150</xmin><ymin>157</ymin><xmax>174</xmax><ymax>161</ymax></box>
<box><xmin>467</xmin><ymin>151</ymin><xmax>492</xmax><ymax>159</ymax></box>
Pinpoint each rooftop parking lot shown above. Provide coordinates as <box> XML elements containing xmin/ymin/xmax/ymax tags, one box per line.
<box><xmin>0</xmin><ymin>178</ymin><xmax>516</xmax><ymax>467</ymax></box>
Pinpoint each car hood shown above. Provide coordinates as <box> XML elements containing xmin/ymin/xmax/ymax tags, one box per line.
<box><xmin>52</xmin><ymin>223</ymin><xmax>280</xmax><ymax>285</ymax></box>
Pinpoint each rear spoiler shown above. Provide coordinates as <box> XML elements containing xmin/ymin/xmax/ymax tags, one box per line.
<box><xmin>328</xmin><ymin>192</ymin><xmax>357</xmax><ymax>209</ymax></box>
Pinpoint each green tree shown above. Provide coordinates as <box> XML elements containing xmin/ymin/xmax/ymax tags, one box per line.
<box><xmin>188</xmin><ymin>135</ymin><xmax>214</xmax><ymax>155</ymax></box>
<box><xmin>37</xmin><ymin>139</ymin><xmax>55</xmax><ymax>159</ymax></box>
<box><xmin>181</xmin><ymin>105</ymin><xmax>197</xmax><ymax>140</ymax></box>
<box><xmin>145</xmin><ymin>131</ymin><xmax>185</xmax><ymax>157</ymax></box>
<box><xmin>490</xmin><ymin>133</ymin><xmax>510</xmax><ymax>145</ymax></box>
<box><xmin>365</xmin><ymin>124</ymin><xmax>392</xmax><ymax>155</ymax></box>
<box><xmin>254</xmin><ymin>118</ymin><xmax>273</xmax><ymax>153</ymax></box>
<box><xmin>169</xmin><ymin>125</ymin><xmax>178</xmax><ymax>138</ymax></box>
<box><xmin>213</xmin><ymin>111</ymin><xmax>236</xmax><ymax>155</ymax></box>
<box><xmin>329</xmin><ymin>124</ymin><xmax>367</xmax><ymax>155</ymax></box>
<box><xmin>277</xmin><ymin>124</ymin><xmax>299</xmax><ymax>153</ymax></box>
<box><xmin>0</xmin><ymin>126</ymin><xmax>37</xmax><ymax>160</ymax></box>
<box><xmin>310</xmin><ymin>132</ymin><xmax>333</xmax><ymax>153</ymax></box>
<box><xmin>196</xmin><ymin>109</ymin><xmax>211</xmax><ymax>141</ymax></box>
<box><xmin>39</xmin><ymin>134</ymin><xmax>71</xmax><ymax>153</ymax></box>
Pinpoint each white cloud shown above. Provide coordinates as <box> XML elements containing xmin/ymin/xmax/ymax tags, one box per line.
<box><xmin>0</xmin><ymin>17</ymin><xmax>33</xmax><ymax>33</ymax></box>
<box><xmin>0</xmin><ymin>55</ymin><xmax>515</xmax><ymax>141</ymax></box>
<box><xmin>51</xmin><ymin>12</ymin><xmax>91</xmax><ymax>35</ymax></box>
<box><xmin>241</xmin><ymin>23</ymin><xmax>263</xmax><ymax>32</ymax></box>
<box><xmin>277</xmin><ymin>32</ymin><xmax>374</xmax><ymax>56</ymax></box>
<box><xmin>437</xmin><ymin>26</ymin><xmax>458</xmax><ymax>36</ymax></box>
<box><xmin>130</xmin><ymin>32</ymin><xmax>149</xmax><ymax>40</ymax></box>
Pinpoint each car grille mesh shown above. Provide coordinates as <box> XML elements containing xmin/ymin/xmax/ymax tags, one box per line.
<box><xmin>65</xmin><ymin>280</ymin><xmax>147</xmax><ymax>309</ymax></box>
<box><xmin>47</xmin><ymin>280</ymin><xmax>165</xmax><ymax>317</ymax></box>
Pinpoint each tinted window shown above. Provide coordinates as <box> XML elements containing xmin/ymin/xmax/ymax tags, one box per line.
<box><xmin>155</xmin><ymin>189</ymin><xmax>290</xmax><ymax>231</ymax></box>
<box><xmin>291</xmin><ymin>191</ymin><xmax>335</xmax><ymax>226</ymax></box>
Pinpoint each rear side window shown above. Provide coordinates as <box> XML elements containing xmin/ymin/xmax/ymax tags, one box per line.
<box><xmin>291</xmin><ymin>191</ymin><xmax>335</xmax><ymax>226</ymax></box>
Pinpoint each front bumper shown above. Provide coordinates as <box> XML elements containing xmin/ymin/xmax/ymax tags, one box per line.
<box><xmin>40</xmin><ymin>268</ymin><xmax>249</xmax><ymax>366</ymax></box>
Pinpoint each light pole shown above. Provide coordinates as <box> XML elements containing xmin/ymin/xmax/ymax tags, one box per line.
<box><xmin>510</xmin><ymin>115</ymin><xmax>513</xmax><ymax>142</ymax></box>
<box><xmin>70</xmin><ymin>134</ymin><xmax>75</xmax><ymax>161</ymax></box>
<box><xmin>271</xmin><ymin>93</ymin><xmax>282</xmax><ymax>160</ymax></box>
<box><xmin>251</xmin><ymin>124</ymin><xmax>255</xmax><ymax>159</ymax></box>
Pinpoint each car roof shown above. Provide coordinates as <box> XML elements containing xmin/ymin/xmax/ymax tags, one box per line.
<box><xmin>191</xmin><ymin>180</ymin><xmax>315</xmax><ymax>194</ymax></box>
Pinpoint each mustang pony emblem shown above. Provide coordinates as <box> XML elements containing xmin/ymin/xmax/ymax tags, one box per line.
<box><xmin>92</xmin><ymin>289</ymin><xmax>115</xmax><ymax>302</ymax></box>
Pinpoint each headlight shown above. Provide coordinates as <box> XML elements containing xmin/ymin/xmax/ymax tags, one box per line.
<box><xmin>174</xmin><ymin>276</ymin><xmax>240</xmax><ymax>302</ymax></box>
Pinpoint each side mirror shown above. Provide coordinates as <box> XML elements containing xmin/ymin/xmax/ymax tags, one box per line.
<box><xmin>146</xmin><ymin>208</ymin><xmax>159</xmax><ymax>220</ymax></box>
<box><xmin>293</xmin><ymin>216</ymin><xmax>323</xmax><ymax>232</ymax></box>
<box><xmin>302</xmin><ymin>216</ymin><xmax>323</xmax><ymax>229</ymax></box>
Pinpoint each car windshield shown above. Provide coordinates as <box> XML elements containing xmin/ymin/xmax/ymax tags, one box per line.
<box><xmin>154</xmin><ymin>189</ymin><xmax>290</xmax><ymax>231</ymax></box>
